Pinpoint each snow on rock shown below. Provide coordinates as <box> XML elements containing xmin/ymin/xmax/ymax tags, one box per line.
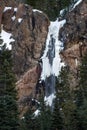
<box><xmin>33</xmin><ymin>9</ymin><xmax>42</xmax><ymax>13</ymax></box>
<box><xmin>3</xmin><ymin>7</ymin><xmax>18</xmax><ymax>13</ymax></box>
<box><xmin>18</xmin><ymin>18</ymin><xmax>23</xmax><ymax>23</ymax></box>
<box><xmin>14</xmin><ymin>8</ymin><xmax>18</xmax><ymax>12</ymax></box>
<box><xmin>41</xmin><ymin>19</ymin><xmax>66</xmax><ymax>80</ymax></box>
<box><xmin>73</xmin><ymin>0</ymin><xmax>82</xmax><ymax>9</ymax></box>
<box><xmin>3</xmin><ymin>7</ymin><xmax>12</xmax><ymax>12</ymax></box>
<box><xmin>11</xmin><ymin>16</ymin><xmax>16</xmax><ymax>21</ymax></box>
<box><xmin>0</xmin><ymin>29</ymin><xmax>15</xmax><ymax>50</ymax></box>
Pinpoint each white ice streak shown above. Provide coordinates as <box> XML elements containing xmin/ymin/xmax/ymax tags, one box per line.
<box><xmin>41</xmin><ymin>57</ymin><xmax>52</xmax><ymax>80</ymax></box>
<box><xmin>3</xmin><ymin>7</ymin><xmax>12</xmax><ymax>12</ymax></box>
<box><xmin>73</xmin><ymin>0</ymin><xmax>82</xmax><ymax>9</ymax></box>
<box><xmin>0</xmin><ymin>29</ymin><xmax>15</xmax><ymax>50</ymax></box>
<box><xmin>52</xmin><ymin>20</ymin><xmax>66</xmax><ymax>76</ymax></box>
<box><xmin>33</xmin><ymin>9</ymin><xmax>42</xmax><ymax>13</ymax></box>
<box><xmin>41</xmin><ymin>19</ymin><xmax>66</xmax><ymax>80</ymax></box>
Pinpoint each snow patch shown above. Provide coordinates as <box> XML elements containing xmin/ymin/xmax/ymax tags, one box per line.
<box><xmin>11</xmin><ymin>16</ymin><xmax>16</xmax><ymax>21</ymax></box>
<box><xmin>18</xmin><ymin>18</ymin><xmax>23</xmax><ymax>23</ymax></box>
<box><xmin>14</xmin><ymin>8</ymin><xmax>18</xmax><ymax>12</ymax></box>
<box><xmin>0</xmin><ymin>29</ymin><xmax>15</xmax><ymax>50</ymax></box>
<box><xmin>34</xmin><ymin>109</ymin><xmax>40</xmax><ymax>116</ymax></box>
<box><xmin>33</xmin><ymin>9</ymin><xmax>42</xmax><ymax>13</ymax></box>
<box><xmin>3</xmin><ymin>7</ymin><xmax>12</xmax><ymax>12</ymax></box>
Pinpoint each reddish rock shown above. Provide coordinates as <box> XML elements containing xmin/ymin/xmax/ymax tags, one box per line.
<box><xmin>60</xmin><ymin>0</ymin><xmax>87</xmax><ymax>88</ymax></box>
<box><xmin>1</xmin><ymin>1</ymin><xmax>49</xmax><ymax>115</ymax></box>
<box><xmin>60</xmin><ymin>42</ymin><xmax>87</xmax><ymax>71</ymax></box>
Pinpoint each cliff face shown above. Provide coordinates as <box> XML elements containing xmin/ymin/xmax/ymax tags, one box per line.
<box><xmin>2</xmin><ymin>3</ymin><xmax>49</xmax><ymax>78</ymax></box>
<box><xmin>1</xmin><ymin>0</ymin><xmax>87</xmax><ymax>116</ymax></box>
<box><xmin>60</xmin><ymin>0</ymin><xmax>87</xmax><ymax>88</ymax></box>
<box><xmin>1</xmin><ymin>1</ymin><xmax>49</xmax><ymax>115</ymax></box>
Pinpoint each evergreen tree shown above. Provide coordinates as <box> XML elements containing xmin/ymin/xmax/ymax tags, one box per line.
<box><xmin>0</xmin><ymin>41</ymin><xmax>19</xmax><ymax>130</ymax></box>
<box><xmin>22</xmin><ymin>95</ymin><xmax>52</xmax><ymax>130</ymax></box>
<box><xmin>51</xmin><ymin>90</ymin><xmax>63</xmax><ymax>130</ymax></box>
<box><xmin>76</xmin><ymin>53</ymin><xmax>87</xmax><ymax>130</ymax></box>
<box><xmin>26</xmin><ymin>0</ymin><xmax>72</xmax><ymax>20</ymax></box>
<box><xmin>56</xmin><ymin>66</ymin><xmax>78</xmax><ymax>130</ymax></box>
<box><xmin>37</xmin><ymin>95</ymin><xmax>52</xmax><ymax>130</ymax></box>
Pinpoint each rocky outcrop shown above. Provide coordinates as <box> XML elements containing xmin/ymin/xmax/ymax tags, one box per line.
<box><xmin>60</xmin><ymin>0</ymin><xmax>87</xmax><ymax>88</ymax></box>
<box><xmin>60</xmin><ymin>0</ymin><xmax>87</xmax><ymax>49</ymax></box>
<box><xmin>0</xmin><ymin>0</ymin><xmax>17</xmax><ymax>31</ymax></box>
<box><xmin>1</xmin><ymin>1</ymin><xmax>49</xmax><ymax>115</ymax></box>
<box><xmin>16</xmin><ymin>66</ymin><xmax>38</xmax><ymax>116</ymax></box>
<box><xmin>2</xmin><ymin>3</ymin><xmax>49</xmax><ymax>79</ymax></box>
<box><xmin>60</xmin><ymin>0</ymin><xmax>87</xmax><ymax>71</ymax></box>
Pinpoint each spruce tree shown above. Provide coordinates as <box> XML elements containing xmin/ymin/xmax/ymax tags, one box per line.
<box><xmin>56</xmin><ymin>66</ymin><xmax>78</xmax><ymax>130</ymax></box>
<box><xmin>38</xmin><ymin>95</ymin><xmax>52</xmax><ymax>130</ymax></box>
<box><xmin>51</xmin><ymin>90</ymin><xmax>63</xmax><ymax>130</ymax></box>
<box><xmin>26</xmin><ymin>0</ymin><xmax>72</xmax><ymax>20</ymax></box>
<box><xmin>76</xmin><ymin>52</ymin><xmax>87</xmax><ymax>130</ymax></box>
<box><xmin>0</xmin><ymin>42</ymin><xmax>19</xmax><ymax>130</ymax></box>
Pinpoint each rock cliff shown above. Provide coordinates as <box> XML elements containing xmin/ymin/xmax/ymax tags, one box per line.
<box><xmin>0</xmin><ymin>0</ymin><xmax>49</xmax><ymax>115</ymax></box>
<box><xmin>0</xmin><ymin>0</ymin><xmax>87</xmax><ymax>116</ymax></box>
<box><xmin>60</xmin><ymin>0</ymin><xmax>87</xmax><ymax>88</ymax></box>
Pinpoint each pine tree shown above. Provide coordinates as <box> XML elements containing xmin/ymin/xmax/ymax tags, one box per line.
<box><xmin>22</xmin><ymin>94</ymin><xmax>52</xmax><ymax>130</ymax></box>
<box><xmin>38</xmin><ymin>95</ymin><xmax>52</xmax><ymax>130</ymax></box>
<box><xmin>51</xmin><ymin>91</ymin><xmax>63</xmax><ymax>130</ymax></box>
<box><xmin>76</xmin><ymin>52</ymin><xmax>87</xmax><ymax>130</ymax></box>
<box><xmin>56</xmin><ymin>66</ymin><xmax>78</xmax><ymax>130</ymax></box>
<box><xmin>26</xmin><ymin>0</ymin><xmax>72</xmax><ymax>20</ymax></box>
<box><xmin>0</xmin><ymin>42</ymin><xmax>19</xmax><ymax>130</ymax></box>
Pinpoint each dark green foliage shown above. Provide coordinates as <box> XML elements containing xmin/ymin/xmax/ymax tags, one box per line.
<box><xmin>22</xmin><ymin>95</ymin><xmax>52</xmax><ymax>130</ymax></box>
<box><xmin>77</xmin><ymin>99</ymin><xmax>87</xmax><ymax>130</ymax></box>
<box><xmin>51</xmin><ymin>92</ymin><xmax>63</xmax><ymax>130</ymax></box>
<box><xmin>38</xmin><ymin>95</ymin><xmax>52</xmax><ymax>130</ymax></box>
<box><xmin>26</xmin><ymin>0</ymin><xmax>72</xmax><ymax>20</ymax></box>
<box><xmin>76</xmin><ymin>53</ymin><xmax>87</xmax><ymax>130</ymax></box>
<box><xmin>56</xmin><ymin>66</ymin><xmax>78</xmax><ymax>130</ymax></box>
<box><xmin>0</xmin><ymin>42</ymin><xmax>19</xmax><ymax>130</ymax></box>
<box><xmin>20</xmin><ymin>108</ymin><xmax>36</xmax><ymax>130</ymax></box>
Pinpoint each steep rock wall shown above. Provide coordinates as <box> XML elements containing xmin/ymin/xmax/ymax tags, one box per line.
<box><xmin>60</xmin><ymin>0</ymin><xmax>87</xmax><ymax>71</ymax></box>
<box><xmin>1</xmin><ymin>1</ymin><xmax>49</xmax><ymax>115</ymax></box>
<box><xmin>60</xmin><ymin>0</ymin><xmax>87</xmax><ymax>88</ymax></box>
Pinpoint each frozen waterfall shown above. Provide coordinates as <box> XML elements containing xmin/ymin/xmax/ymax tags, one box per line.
<box><xmin>41</xmin><ymin>19</ymin><xmax>66</xmax><ymax>106</ymax></box>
